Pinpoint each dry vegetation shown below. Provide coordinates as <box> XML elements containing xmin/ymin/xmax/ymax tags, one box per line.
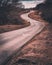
<box><xmin>6</xmin><ymin>10</ymin><xmax>52</xmax><ymax>65</ymax></box>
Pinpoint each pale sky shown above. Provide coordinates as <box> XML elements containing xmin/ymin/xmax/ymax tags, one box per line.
<box><xmin>20</xmin><ymin>0</ymin><xmax>45</xmax><ymax>9</ymax></box>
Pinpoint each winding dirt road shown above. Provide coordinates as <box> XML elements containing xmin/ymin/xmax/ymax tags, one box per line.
<box><xmin>0</xmin><ymin>11</ymin><xmax>44</xmax><ymax>65</ymax></box>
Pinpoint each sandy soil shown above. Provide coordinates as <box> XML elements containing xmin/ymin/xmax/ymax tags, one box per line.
<box><xmin>6</xmin><ymin>10</ymin><xmax>52</xmax><ymax>65</ymax></box>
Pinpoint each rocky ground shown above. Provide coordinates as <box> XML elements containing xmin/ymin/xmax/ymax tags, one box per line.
<box><xmin>6</xmin><ymin>10</ymin><xmax>52</xmax><ymax>65</ymax></box>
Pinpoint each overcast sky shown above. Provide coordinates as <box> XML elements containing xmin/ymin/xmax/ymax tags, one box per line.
<box><xmin>20</xmin><ymin>0</ymin><xmax>45</xmax><ymax>2</ymax></box>
<box><xmin>20</xmin><ymin>0</ymin><xmax>45</xmax><ymax>9</ymax></box>
<box><xmin>22</xmin><ymin>0</ymin><xmax>42</xmax><ymax>1</ymax></box>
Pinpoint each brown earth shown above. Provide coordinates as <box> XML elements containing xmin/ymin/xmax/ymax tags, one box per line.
<box><xmin>0</xmin><ymin>23</ymin><xmax>29</xmax><ymax>34</ymax></box>
<box><xmin>6</xmin><ymin>10</ymin><xmax>52</xmax><ymax>65</ymax></box>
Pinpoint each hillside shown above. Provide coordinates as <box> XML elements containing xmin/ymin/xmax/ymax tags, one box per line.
<box><xmin>34</xmin><ymin>0</ymin><xmax>52</xmax><ymax>23</ymax></box>
<box><xmin>0</xmin><ymin>5</ymin><xmax>30</xmax><ymax>33</ymax></box>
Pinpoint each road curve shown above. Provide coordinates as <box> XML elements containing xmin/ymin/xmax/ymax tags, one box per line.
<box><xmin>0</xmin><ymin>11</ymin><xmax>44</xmax><ymax>64</ymax></box>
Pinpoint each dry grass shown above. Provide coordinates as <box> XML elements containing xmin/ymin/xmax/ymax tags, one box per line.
<box><xmin>0</xmin><ymin>21</ymin><xmax>30</xmax><ymax>34</ymax></box>
<box><xmin>6</xmin><ymin>10</ymin><xmax>52</xmax><ymax>65</ymax></box>
<box><xmin>0</xmin><ymin>25</ymin><xmax>24</xmax><ymax>33</ymax></box>
<box><xmin>28</xmin><ymin>10</ymin><xmax>48</xmax><ymax>25</ymax></box>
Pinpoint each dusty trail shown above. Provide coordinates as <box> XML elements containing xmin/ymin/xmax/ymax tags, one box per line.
<box><xmin>0</xmin><ymin>11</ymin><xmax>44</xmax><ymax>65</ymax></box>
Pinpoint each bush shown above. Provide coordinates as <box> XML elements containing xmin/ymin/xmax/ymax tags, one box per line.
<box><xmin>35</xmin><ymin>0</ymin><xmax>52</xmax><ymax>23</ymax></box>
<box><xmin>0</xmin><ymin>0</ymin><xmax>19</xmax><ymax>25</ymax></box>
